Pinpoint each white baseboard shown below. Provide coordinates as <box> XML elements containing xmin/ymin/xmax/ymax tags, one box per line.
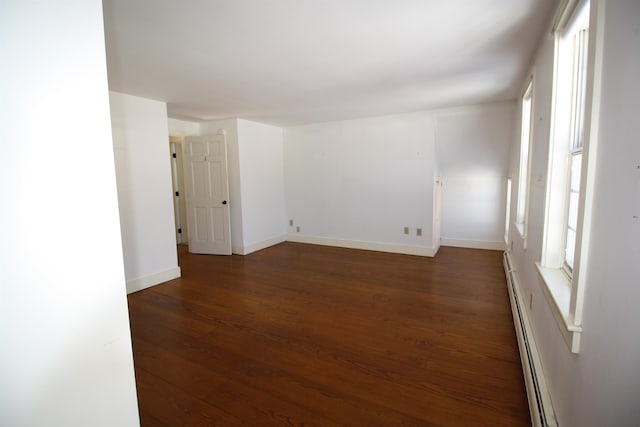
<box><xmin>126</xmin><ymin>267</ymin><xmax>181</xmax><ymax>294</ymax></box>
<box><xmin>286</xmin><ymin>234</ymin><xmax>436</xmax><ymax>257</ymax></box>
<box><xmin>440</xmin><ymin>238</ymin><xmax>506</xmax><ymax>251</ymax></box>
<box><xmin>232</xmin><ymin>235</ymin><xmax>287</xmax><ymax>255</ymax></box>
<box><xmin>504</xmin><ymin>252</ymin><xmax>557</xmax><ymax>427</ymax></box>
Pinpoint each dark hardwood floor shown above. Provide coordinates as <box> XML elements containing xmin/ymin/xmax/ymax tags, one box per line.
<box><xmin>127</xmin><ymin>243</ymin><xmax>530</xmax><ymax>426</ymax></box>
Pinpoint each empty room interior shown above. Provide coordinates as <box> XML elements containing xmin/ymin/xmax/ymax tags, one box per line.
<box><xmin>2</xmin><ymin>0</ymin><xmax>639</xmax><ymax>426</ymax></box>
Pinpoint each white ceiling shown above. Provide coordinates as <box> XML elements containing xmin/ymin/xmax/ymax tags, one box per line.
<box><xmin>103</xmin><ymin>0</ymin><xmax>556</xmax><ymax>126</ymax></box>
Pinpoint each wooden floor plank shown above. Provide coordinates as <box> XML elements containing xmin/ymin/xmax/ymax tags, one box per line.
<box><xmin>128</xmin><ymin>243</ymin><xmax>529</xmax><ymax>426</ymax></box>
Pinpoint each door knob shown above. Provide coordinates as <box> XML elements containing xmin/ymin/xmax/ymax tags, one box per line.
<box><xmin>222</xmin><ymin>200</ymin><xmax>227</xmax><ymax>205</ymax></box>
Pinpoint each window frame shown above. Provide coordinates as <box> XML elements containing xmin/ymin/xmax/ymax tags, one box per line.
<box><xmin>537</xmin><ymin>0</ymin><xmax>601</xmax><ymax>354</ymax></box>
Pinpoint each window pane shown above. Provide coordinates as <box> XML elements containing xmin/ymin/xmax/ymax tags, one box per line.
<box><xmin>505</xmin><ymin>178</ymin><xmax>512</xmax><ymax>242</ymax></box>
<box><xmin>569</xmin><ymin>29</ymin><xmax>589</xmax><ymax>152</ymax></box>
<box><xmin>565</xmin><ymin>152</ymin><xmax>582</xmax><ymax>272</ymax></box>
<box><xmin>516</xmin><ymin>82</ymin><xmax>533</xmax><ymax>226</ymax></box>
<box><xmin>568</xmin><ymin>191</ymin><xmax>579</xmax><ymax>230</ymax></box>
<box><xmin>570</xmin><ymin>153</ymin><xmax>582</xmax><ymax>191</ymax></box>
<box><xmin>565</xmin><ymin>228</ymin><xmax>576</xmax><ymax>270</ymax></box>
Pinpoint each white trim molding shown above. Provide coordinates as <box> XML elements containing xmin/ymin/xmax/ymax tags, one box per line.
<box><xmin>126</xmin><ymin>267</ymin><xmax>181</xmax><ymax>294</ymax></box>
<box><xmin>440</xmin><ymin>238</ymin><xmax>506</xmax><ymax>251</ymax></box>
<box><xmin>286</xmin><ymin>234</ymin><xmax>437</xmax><ymax>257</ymax></box>
<box><xmin>536</xmin><ymin>263</ymin><xmax>582</xmax><ymax>353</ymax></box>
<box><xmin>232</xmin><ymin>235</ymin><xmax>287</xmax><ymax>255</ymax></box>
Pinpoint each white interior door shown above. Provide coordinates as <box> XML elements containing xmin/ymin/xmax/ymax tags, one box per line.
<box><xmin>183</xmin><ymin>134</ymin><xmax>232</xmax><ymax>255</ymax></box>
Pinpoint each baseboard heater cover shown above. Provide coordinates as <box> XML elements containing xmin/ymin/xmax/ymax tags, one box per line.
<box><xmin>503</xmin><ymin>251</ymin><xmax>558</xmax><ymax>427</ymax></box>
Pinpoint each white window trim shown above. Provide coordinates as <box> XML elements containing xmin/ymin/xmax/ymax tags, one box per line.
<box><xmin>538</xmin><ymin>0</ymin><xmax>603</xmax><ymax>354</ymax></box>
<box><xmin>536</xmin><ymin>263</ymin><xmax>582</xmax><ymax>352</ymax></box>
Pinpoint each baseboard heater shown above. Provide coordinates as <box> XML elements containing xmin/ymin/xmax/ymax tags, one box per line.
<box><xmin>503</xmin><ymin>251</ymin><xmax>558</xmax><ymax>427</ymax></box>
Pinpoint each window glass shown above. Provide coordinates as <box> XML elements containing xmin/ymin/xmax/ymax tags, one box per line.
<box><xmin>516</xmin><ymin>82</ymin><xmax>533</xmax><ymax>229</ymax></box>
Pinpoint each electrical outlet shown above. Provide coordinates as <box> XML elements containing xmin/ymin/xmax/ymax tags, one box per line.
<box><xmin>289</xmin><ymin>219</ymin><xmax>293</xmax><ymax>226</ymax></box>
<box><xmin>403</xmin><ymin>227</ymin><xmax>409</xmax><ymax>235</ymax></box>
<box><xmin>416</xmin><ymin>228</ymin><xmax>422</xmax><ymax>237</ymax></box>
<box><xmin>296</xmin><ymin>226</ymin><xmax>300</xmax><ymax>233</ymax></box>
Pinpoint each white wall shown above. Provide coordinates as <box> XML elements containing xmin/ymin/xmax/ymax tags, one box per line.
<box><xmin>110</xmin><ymin>91</ymin><xmax>180</xmax><ymax>293</ymax></box>
<box><xmin>284</xmin><ymin>112</ymin><xmax>437</xmax><ymax>256</ymax></box>
<box><xmin>236</xmin><ymin>119</ymin><xmax>286</xmax><ymax>253</ymax></box>
<box><xmin>436</xmin><ymin>103</ymin><xmax>515</xmax><ymax>249</ymax></box>
<box><xmin>168</xmin><ymin>117</ymin><xmax>200</xmax><ymax>137</ymax></box>
<box><xmin>283</xmin><ymin>105</ymin><xmax>513</xmax><ymax>255</ymax></box>
<box><xmin>200</xmin><ymin>119</ymin><xmax>244</xmax><ymax>250</ymax></box>
<box><xmin>0</xmin><ymin>1</ymin><xmax>139</xmax><ymax>426</ymax></box>
<box><xmin>508</xmin><ymin>1</ymin><xmax>640</xmax><ymax>425</ymax></box>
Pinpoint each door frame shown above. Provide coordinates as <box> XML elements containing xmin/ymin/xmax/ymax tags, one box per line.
<box><xmin>169</xmin><ymin>136</ymin><xmax>188</xmax><ymax>244</ymax></box>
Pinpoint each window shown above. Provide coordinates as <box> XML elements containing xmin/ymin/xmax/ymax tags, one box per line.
<box><xmin>537</xmin><ymin>0</ymin><xmax>596</xmax><ymax>353</ymax></box>
<box><xmin>516</xmin><ymin>79</ymin><xmax>533</xmax><ymax>239</ymax></box>
<box><xmin>563</xmin><ymin>25</ymin><xmax>589</xmax><ymax>274</ymax></box>
<box><xmin>505</xmin><ymin>178</ymin><xmax>512</xmax><ymax>244</ymax></box>
<box><xmin>564</xmin><ymin>151</ymin><xmax>581</xmax><ymax>271</ymax></box>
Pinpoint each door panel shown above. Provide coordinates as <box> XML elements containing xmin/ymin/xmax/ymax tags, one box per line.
<box><xmin>184</xmin><ymin>135</ymin><xmax>232</xmax><ymax>255</ymax></box>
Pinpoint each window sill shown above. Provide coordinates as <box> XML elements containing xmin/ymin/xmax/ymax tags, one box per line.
<box><xmin>535</xmin><ymin>263</ymin><xmax>582</xmax><ymax>353</ymax></box>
